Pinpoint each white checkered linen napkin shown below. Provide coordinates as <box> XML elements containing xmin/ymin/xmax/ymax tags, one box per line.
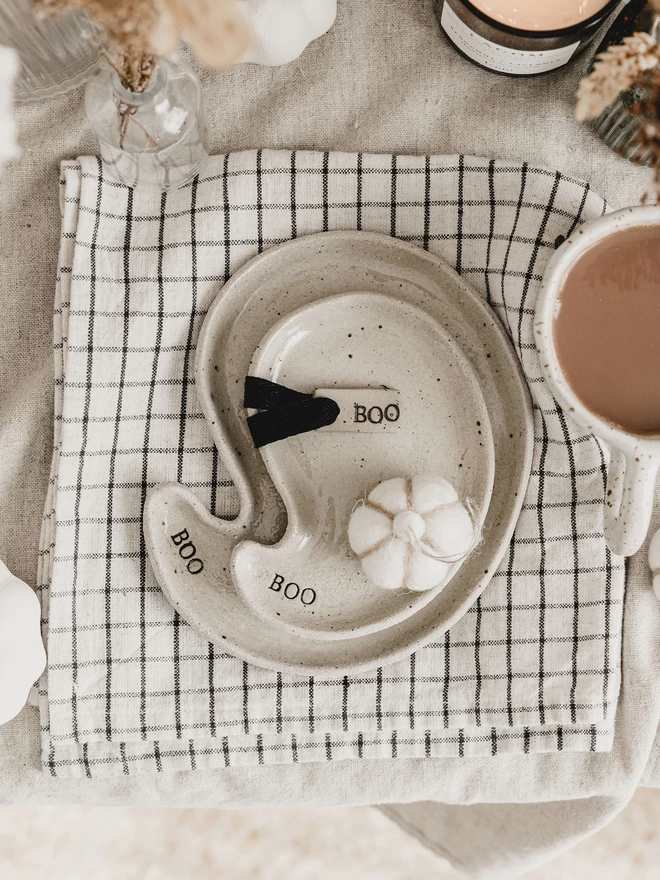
<box><xmin>38</xmin><ymin>151</ymin><xmax>624</xmax><ymax>779</ymax></box>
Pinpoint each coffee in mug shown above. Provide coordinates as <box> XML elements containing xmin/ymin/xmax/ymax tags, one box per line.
<box><xmin>536</xmin><ymin>207</ymin><xmax>660</xmax><ymax>558</ymax></box>
<box><xmin>553</xmin><ymin>225</ymin><xmax>660</xmax><ymax>436</ymax></box>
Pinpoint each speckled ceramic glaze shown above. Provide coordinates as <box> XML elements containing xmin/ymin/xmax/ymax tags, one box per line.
<box><xmin>536</xmin><ymin>205</ymin><xmax>660</xmax><ymax>558</ymax></box>
<box><xmin>144</xmin><ymin>231</ymin><xmax>534</xmax><ymax>674</ymax></box>
<box><xmin>233</xmin><ymin>291</ymin><xmax>495</xmax><ymax>639</ymax></box>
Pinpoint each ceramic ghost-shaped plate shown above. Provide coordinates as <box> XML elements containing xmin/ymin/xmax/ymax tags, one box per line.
<box><xmin>232</xmin><ymin>291</ymin><xmax>494</xmax><ymax>640</ymax></box>
<box><xmin>144</xmin><ymin>231</ymin><xmax>533</xmax><ymax>675</ymax></box>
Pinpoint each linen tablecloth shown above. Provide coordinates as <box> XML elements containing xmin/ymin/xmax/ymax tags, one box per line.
<box><xmin>3</xmin><ymin>1</ymin><xmax>660</xmax><ymax>876</ymax></box>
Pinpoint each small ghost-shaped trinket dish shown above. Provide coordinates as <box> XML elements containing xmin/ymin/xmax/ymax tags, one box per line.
<box><xmin>228</xmin><ymin>291</ymin><xmax>492</xmax><ymax>641</ymax></box>
<box><xmin>143</xmin><ymin>231</ymin><xmax>533</xmax><ymax>675</ymax></box>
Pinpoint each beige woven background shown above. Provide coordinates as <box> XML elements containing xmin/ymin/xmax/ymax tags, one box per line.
<box><xmin>2</xmin><ymin>791</ymin><xmax>660</xmax><ymax>878</ymax></box>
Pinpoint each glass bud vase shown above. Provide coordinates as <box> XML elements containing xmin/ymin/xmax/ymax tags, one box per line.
<box><xmin>84</xmin><ymin>54</ymin><xmax>209</xmax><ymax>192</ymax></box>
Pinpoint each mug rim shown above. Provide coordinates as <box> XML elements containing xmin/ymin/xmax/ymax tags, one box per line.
<box><xmin>535</xmin><ymin>205</ymin><xmax>660</xmax><ymax>455</ymax></box>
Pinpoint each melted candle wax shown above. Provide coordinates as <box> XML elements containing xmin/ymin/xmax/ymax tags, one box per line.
<box><xmin>470</xmin><ymin>0</ymin><xmax>612</xmax><ymax>31</ymax></box>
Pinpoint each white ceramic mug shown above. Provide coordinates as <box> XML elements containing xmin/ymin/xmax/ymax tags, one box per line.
<box><xmin>536</xmin><ymin>205</ymin><xmax>660</xmax><ymax>558</ymax></box>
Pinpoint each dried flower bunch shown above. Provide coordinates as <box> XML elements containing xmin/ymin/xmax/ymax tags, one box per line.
<box><xmin>575</xmin><ymin>31</ymin><xmax>660</xmax><ymax>122</ymax></box>
<box><xmin>634</xmin><ymin>68</ymin><xmax>660</xmax><ymax>198</ymax></box>
<box><xmin>36</xmin><ymin>0</ymin><xmax>251</xmax><ymax>92</ymax></box>
<box><xmin>576</xmin><ymin>0</ymin><xmax>660</xmax><ymax>202</ymax></box>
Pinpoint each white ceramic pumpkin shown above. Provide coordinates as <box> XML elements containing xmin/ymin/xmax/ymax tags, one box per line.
<box><xmin>0</xmin><ymin>560</ymin><xmax>46</xmax><ymax>725</ymax></box>
<box><xmin>649</xmin><ymin>526</ymin><xmax>660</xmax><ymax>600</ymax></box>
<box><xmin>0</xmin><ymin>47</ymin><xmax>19</xmax><ymax>173</ymax></box>
<box><xmin>237</xmin><ymin>0</ymin><xmax>337</xmax><ymax>67</ymax></box>
<box><xmin>348</xmin><ymin>476</ymin><xmax>475</xmax><ymax>592</ymax></box>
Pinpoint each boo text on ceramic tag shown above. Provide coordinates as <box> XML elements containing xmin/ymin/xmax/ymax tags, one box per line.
<box><xmin>314</xmin><ymin>388</ymin><xmax>401</xmax><ymax>433</ymax></box>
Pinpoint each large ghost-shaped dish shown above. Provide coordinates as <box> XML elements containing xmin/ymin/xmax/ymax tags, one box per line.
<box><xmin>143</xmin><ymin>231</ymin><xmax>533</xmax><ymax>675</ymax></box>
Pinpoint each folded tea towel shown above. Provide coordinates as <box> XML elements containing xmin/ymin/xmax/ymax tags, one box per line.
<box><xmin>38</xmin><ymin>150</ymin><xmax>624</xmax><ymax>779</ymax></box>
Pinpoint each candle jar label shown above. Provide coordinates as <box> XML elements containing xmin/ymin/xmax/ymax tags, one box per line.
<box><xmin>440</xmin><ymin>4</ymin><xmax>580</xmax><ymax>75</ymax></box>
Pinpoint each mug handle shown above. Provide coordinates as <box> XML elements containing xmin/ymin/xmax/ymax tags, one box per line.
<box><xmin>604</xmin><ymin>447</ymin><xmax>659</xmax><ymax>557</ymax></box>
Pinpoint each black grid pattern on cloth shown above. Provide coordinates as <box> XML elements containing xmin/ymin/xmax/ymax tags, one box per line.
<box><xmin>44</xmin><ymin>723</ymin><xmax>613</xmax><ymax>780</ymax></box>
<box><xmin>38</xmin><ymin>152</ymin><xmax>624</xmax><ymax>779</ymax></box>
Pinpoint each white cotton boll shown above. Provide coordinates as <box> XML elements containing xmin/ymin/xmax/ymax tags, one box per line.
<box><xmin>347</xmin><ymin>504</ymin><xmax>392</xmax><ymax>556</ymax></box>
<box><xmin>411</xmin><ymin>475</ymin><xmax>458</xmax><ymax>515</ymax></box>
<box><xmin>406</xmin><ymin>552</ymin><xmax>451</xmax><ymax>592</ymax></box>
<box><xmin>361</xmin><ymin>538</ymin><xmax>407</xmax><ymax>590</ymax></box>
<box><xmin>367</xmin><ymin>477</ymin><xmax>409</xmax><ymax>515</ymax></box>
<box><xmin>425</xmin><ymin>503</ymin><xmax>475</xmax><ymax>559</ymax></box>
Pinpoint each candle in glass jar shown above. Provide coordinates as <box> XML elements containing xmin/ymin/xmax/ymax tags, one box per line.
<box><xmin>434</xmin><ymin>0</ymin><xmax>619</xmax><ymax>76</ymax></box>
<box><xmin>470</xmin><ymin>0</ymin><xmax>613</xmax><ymax>32</ymax></box>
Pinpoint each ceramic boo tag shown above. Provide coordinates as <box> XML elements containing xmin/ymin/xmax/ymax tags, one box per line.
<box><xmin>314</xmin><ymin>388</ymin><xmax>401</xmax><ymax>433</ymax></box>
